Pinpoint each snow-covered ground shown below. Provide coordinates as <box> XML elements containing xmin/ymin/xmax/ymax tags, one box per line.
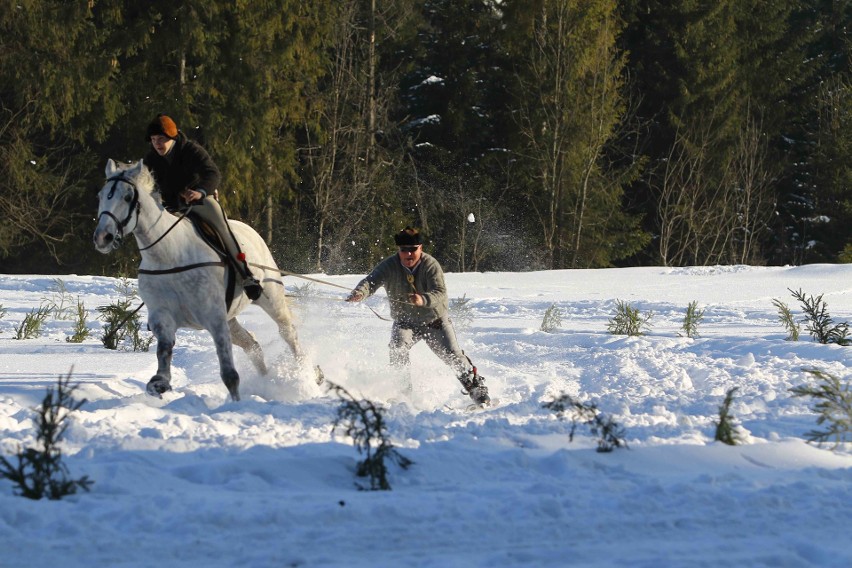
<box><xmin>0</xmin><ymin>264</ymin><xmax>850</xmax><ymax>567</ymax></box>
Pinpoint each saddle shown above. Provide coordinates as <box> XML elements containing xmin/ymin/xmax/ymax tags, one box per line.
<box><xmin>188</xmin><ymin>216</ymin><xmax>240</xmax><ymax>309</ymax></box>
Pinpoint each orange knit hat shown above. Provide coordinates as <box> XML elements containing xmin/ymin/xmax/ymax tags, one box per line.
<box><xmin>145</xmin><ymin>114</ymin><xmax>178</xmax><ymax>140</ymax></box>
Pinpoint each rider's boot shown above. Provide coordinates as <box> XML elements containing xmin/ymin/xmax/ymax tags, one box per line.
<box><xmin>236</xmin><ymin>252</ymin><xmax>263</xmax><ymax>300</ymax></box>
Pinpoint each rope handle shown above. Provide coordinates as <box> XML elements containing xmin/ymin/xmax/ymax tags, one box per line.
<box><xmin>248</xmin><ymin>262</ymin><xmax>393</xmax><ymax>320</ymax></box>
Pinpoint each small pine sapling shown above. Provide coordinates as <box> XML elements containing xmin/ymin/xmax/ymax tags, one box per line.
<box><xmin>66</xmin><ymin>299</ymin><xmax>90</xmax><ymax>343</ymax></box>
<box><xmin>789</xmin><ymin>288</ymin><xmax>850</xmax><ymax>345</ymax></box>
<box><xmin>329</xmin><ymin>382</ymin><xmax>412</xmax><ymax>490</ymax></box>
<box><xmin>607</xmin><ymin>300</ymin><xmax>653</xmax><ymax>336</ymax></box>
<box><xmin>543</xmin><ymin>394</ymin><xmax>628</xmax><ymax>452</ymax></box>
<box><xmin>0</xmin><ymin>370</ymin><xmax>94</xmax><ymax>499</ymax></box>
<box><xmin>14</xmin><ymin>304</ymin><xmax>51</xmax><ymax>340</ymax></box>
<box><xmin>680</xmin><ymin>300</ymin><xmax>704</xmax><ymax>338</ymax></box>
<box><xmin>540</xmin><ymin>303</ymin><xmax>563</xmax><ymax>333</ymax></box>
<box><xmin>98</xmin><ymin>301</ymin><xmax>150</xmax><ymax>350</ymax></box>
<box><xmin>449</xmin><ymin>294</ymin><xmax>475</xmax><ymax>331</ymax></box>
<box><xmin>772</xmin><ymin>298</ymin><xmax>800</xmax><ymax>341</ymax></box>
<box><xmin>98</xmin><ymin>280</ymin><xmax>151</xmax><ymax>351</ymax></box>
<box><xmin>714</xmin><ymin>387</ymin><xmax>743</xmax><ymax>445</ymax></box>
<box><xmin>789</xmin><ymin>369</ymin><xmax>852</xmax><ymax>448</ymax></box>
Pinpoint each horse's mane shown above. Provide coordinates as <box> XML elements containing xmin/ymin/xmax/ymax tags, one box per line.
<box><xmin>130</xmin><ymin>160</ymin><xmax>156</xmax><ymax>191</ymax></box>
<box><xmin>119</xmin><ymin>159</ymin><xmax>164</xmax><ymax>209</ymax></box>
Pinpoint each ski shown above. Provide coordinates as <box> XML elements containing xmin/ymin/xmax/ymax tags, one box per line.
<box><xmin>465</xmin><ymin>398</ymin><xmax>500</xmax><ymax>412</ymax></box>
<box><xmin>444</xmin><ymin>398</ymin><xmax>501</xmax><ymax>413</ymax></box>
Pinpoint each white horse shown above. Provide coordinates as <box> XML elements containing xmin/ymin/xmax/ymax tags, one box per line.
<box><xmin>93</xmin><ymin>159</ymin><xmax>317</xmax><ymax>401</ymax></box>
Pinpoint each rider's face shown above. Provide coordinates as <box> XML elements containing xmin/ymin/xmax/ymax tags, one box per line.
<box><xmin>150</xmin><ymin>135</ymin><xmax>175</xmax><ymax>156</ymax></box>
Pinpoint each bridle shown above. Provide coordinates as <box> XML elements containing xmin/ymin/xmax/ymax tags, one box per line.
<box><xmin>98</xmin><ymin>175</ymin><xmax>191</xmax><ymax>252</ymax></box>
<box><xmin>98</xmin><ymin>176</ymin><xmax>141</xmax><ymax>250</ymax></box>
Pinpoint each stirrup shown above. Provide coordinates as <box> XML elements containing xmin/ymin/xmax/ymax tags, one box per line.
<box><xmin>236</xmin><ymin>254</ymin><xmax>262</xmax><ymax>300</ymax></box>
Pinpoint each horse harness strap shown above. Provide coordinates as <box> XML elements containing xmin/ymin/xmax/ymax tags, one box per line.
<box><xmin>100</xmin><ymin>176</ymin><xmax>141</xmax><ymax>243</ymax></box>
<box><xmin>138</xmin><ymin>261</ymin><xmax>226</xmax><ymax>275</ymax></box>
<box><xmin>139</xmin><ymin>261</ymin><xmax>236</xmax><ymax>309</ymax></box>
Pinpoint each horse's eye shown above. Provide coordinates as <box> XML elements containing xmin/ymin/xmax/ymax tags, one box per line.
<box><xmin>124</xmin><ymin>193</ymin><xmax>132</xmax><ymax>203</ymax></box>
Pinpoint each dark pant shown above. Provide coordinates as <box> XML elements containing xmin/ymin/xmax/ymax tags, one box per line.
<box><xmin>187</xmin><ymin>197</ymin><xmax>250</xmax><ymax>278</ymax></box>
<box><xmin>389</xmin><ymin>318</ymin><xmax>470</xmax><ymax>376</ymax></box>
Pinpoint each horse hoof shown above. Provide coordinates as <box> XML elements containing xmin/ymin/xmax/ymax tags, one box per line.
<box><xmin>146</xmin><ymin>378</ymin><xmax>172</xmax><ymax>398</ymax></box>
<box><xmin>314</xmin><ymin>365</ymin><xmax>325</xmax><ymax>386</ymax></box>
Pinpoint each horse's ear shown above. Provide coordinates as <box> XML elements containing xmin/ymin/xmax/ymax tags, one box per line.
<box><xmin>128</xmin><ymin>160</ymin><xmax>144</xmax><ymax>175</ymax></box>
<box><xmin>105</xmin><ymin>159</ymin><xmax>118</xmax><ymax>177</ymax></box>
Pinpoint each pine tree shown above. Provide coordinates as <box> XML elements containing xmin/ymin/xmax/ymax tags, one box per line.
<box><xmin>809</xmin><ymin>76</ymin><xmax>852</xmax><ymax>261</ymax></box>
<box><xmin>209</xmin><ymin>0</ymin><xmax>330</xmax><ymax>239</ymax></box>
<box><xmin>747</xmin><ymin>0</ymin><xmax>844</xmax><ymax>265</ymax></box>
<box><xmin>385</xmin><ymin>0</ymin><xmax>525</xmax><ymax>271</ymax></box>
<box><xmin>115</xmin><ymin>0</ymin><xmax>331</xmax><ymax>245</ymax></box>
<box><xmin>399</xmin><ymin>0</ymin><xmax>509</xmax><ymax>159</ymax></box>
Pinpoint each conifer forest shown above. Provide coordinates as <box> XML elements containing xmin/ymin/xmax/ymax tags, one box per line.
<box><xmin>1</xmin><ymin>0</ymin><xmax>850</xmax><ymax>275</ymax></box>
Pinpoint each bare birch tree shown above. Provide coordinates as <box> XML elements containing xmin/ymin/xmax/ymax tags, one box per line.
<box><xmin>300</xmin><ymin>0</ymin><xmax>414</xmax><ymax>272</ymax></box>
<box><xmin>654</xmin><ymin>113</ymin><xmax>775</xmax><ymax>267</ymax></box>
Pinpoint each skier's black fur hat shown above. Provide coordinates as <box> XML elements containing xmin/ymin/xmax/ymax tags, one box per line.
<box><xmin>394</xmin><ymin>227</ymin><xmax>422</xmax><ymax>246</ymax></box>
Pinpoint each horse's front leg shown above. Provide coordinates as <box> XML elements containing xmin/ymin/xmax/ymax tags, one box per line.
<box><xmin>147</xmin><ymin>315</ymin><xmax>175</xmax><ymax>398</ymax></box>
<box><xmin>210</xmin><ymin>319</ymin><xmax>241</xmax><ymax>402</ymax></box>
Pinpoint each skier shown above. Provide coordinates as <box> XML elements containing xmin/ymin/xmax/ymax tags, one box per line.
<box><xmin>346</xmin><ymin>227</ymin><xmax>490</xmax><ymax>406</ymax></box>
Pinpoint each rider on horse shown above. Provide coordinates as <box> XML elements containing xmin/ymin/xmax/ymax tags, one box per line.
<box><xmin>143</xmin><ymin>114</ymin><xmax>263</xmax><ymax>300</ymax></box>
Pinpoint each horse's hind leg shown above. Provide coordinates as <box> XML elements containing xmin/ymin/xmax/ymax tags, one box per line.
<box><xmin>228</xmin><ymin>318</ymin><xmax>268</xmax><ymax>375</ymax></box>
<box><xmin>260</xmin><ymin>296</ymin><xmax>306</xmax><ymax>363</ymax></box>
<box><xmin>257</xmin><ymin>286</ymin><xmax>324</xmax><ymax>385</ymax></box>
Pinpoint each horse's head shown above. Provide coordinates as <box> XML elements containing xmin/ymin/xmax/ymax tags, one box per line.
<box><xmin>93</xmin><ymin>159</ymin><xmax>147</xmax><ymax>253</ymax></box>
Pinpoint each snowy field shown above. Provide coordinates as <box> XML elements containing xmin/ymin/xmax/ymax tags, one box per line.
<box><xmin>0</xmin><ymin>264</ymin><xmax>851</xmax><ymax>567</ymax></box>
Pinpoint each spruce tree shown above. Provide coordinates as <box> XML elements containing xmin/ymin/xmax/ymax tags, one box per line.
<box><xmin>209</xmin><ymin>0</ymin><xmax>330</xmax><ymax>238</ymax></box>
<box><xmin>622</xmin><ymin>0</ymin><xmax>808</xmax><ymax>266</ymax></box>
<box><xmin>0</xmin><ymin>0</ymin><xmax>135</xmax><ymax>271</ymax></box>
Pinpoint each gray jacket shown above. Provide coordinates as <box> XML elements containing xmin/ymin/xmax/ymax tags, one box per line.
<box><xmin>352</xmin><ymin>252</ymin><xmax>449</xmax><ymax>326</ymax></box>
